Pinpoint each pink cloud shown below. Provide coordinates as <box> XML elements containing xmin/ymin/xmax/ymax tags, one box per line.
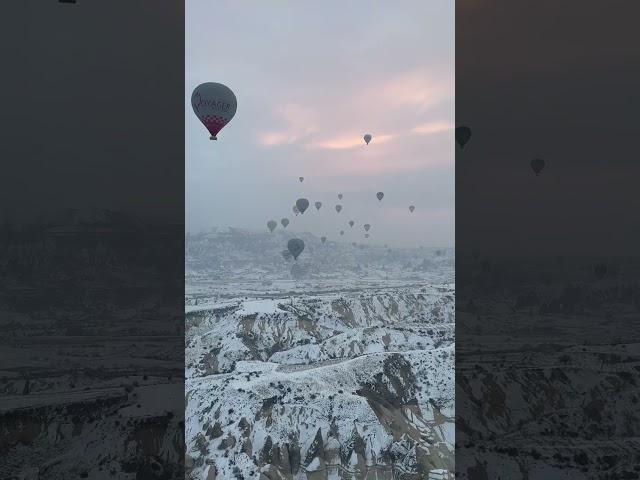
<box><xmin>411</xmin><ymin>121</ymin><xmax>453</xmax><ymax>135</ymax></box>
<box><xmin>306</xmin><ymin>133</ymin><xmax>397</xmax><ymax>150</ymax></box>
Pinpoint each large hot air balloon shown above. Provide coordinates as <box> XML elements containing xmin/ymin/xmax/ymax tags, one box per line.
<box><xmin>349</xmin><ymin>220</ymin><xmax>355</xmax><ymax>228</ymax></box>
<box><xmin>299</xmin><ymin>177</ymin><xmax>304</xmax><ymax>183</ymax></box>
<box><xmin>376</xmin><ymin>192</ymin><xmax>384</xmax><ymax>201</ymax></box>
<box><xmin>315</xmin><ymin>201</ymin><xmax>322</xmax><ymax>211</ymax></box>
<box><xmin>293</xmin><ymin>205</ymin><xmax>300</xmax><ymax>216</ymax></box>
<box><xmin>287</xmin><ymin>238</ymin><xmax>305</xmax><ymax>260</ymax></box>
<box><xmin>338</xmin><ymin>193</ymin><xmax>343</xmax><ymax>200</ymax></box>
<box><xmin>364</xmin><ymin>134</ymin><xmax>372</xmax><ymax>145</ymax></box>
<box><xmin>335</xmin><ymin>205</ymin><xmax>342</xmax><ymax>213</ymax></box>
<box><xmin>321</xmin><ymin>236</ymin><xmax>327</xmax><ymax>244</ymax></box>
<box><xmin>191</xmin><ymin>82</ymin><xmax>237</xmax><ymax>140</ymax></box>
<box><xmin>267</xmin><ymin>220</ymin><xmax>277</xmax><ymax>233</ymax></box>
<box><xmin>364</xmin><ymin>224</ymin><xmax>371</xmax><ymax>232</ymax></box>
<box><xmin>455</xmin><ymin>126</ymin><xmax>472</xmax><ymax>149</ymax></box>
<box><xmin>409</xmin><ymin>205</ymin><xmax>415</xmax><ymax>213</ymax></box>
<box><xmin>281</xmin><ymin>218</ymin><xmax>289</xmax><ymax>228</ymax></box>
<box><xmin>296</xmin><ymin>198</ymin><xmax>310</xmax><ymax>214</ymax></box>
<box><xmin>531</xmin><ymin>158</ymin><xmax>545</xmax><ymax>175</ymax></box>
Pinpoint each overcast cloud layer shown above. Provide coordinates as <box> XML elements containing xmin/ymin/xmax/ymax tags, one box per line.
<box><xmin>186</xmin><ymin>1</ymin><xmax>454</xmax><ymax>247</ymax></box>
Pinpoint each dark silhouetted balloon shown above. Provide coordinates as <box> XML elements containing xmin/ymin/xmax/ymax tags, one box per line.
<box><xmin>191</xmin><ymin>82</ymin><xmax>237</xmax><ymax>140</ymax></box>
<box><xmin>335</xmin><ymin>204</ymin><xmax>342</xmax><ymax>213</ymax></box>
<box><xmin>364</xmin><ymin>134</ymin><xmax>372</xmax><ymax>145</ymax></box>
<box><xmin>293</xmin><ymin>205</ymin><xmax>300</xmax><ymax>216</ymax></box>
<box><xmin>267</xmin><ymin>220</ymin><xmax>277</xmax><ymax>233</ymax></box>
<box><xmin>299</xmin><ymin>176</ymin><xmax>304</xmax><ymax>183</ymax></box>
<box><xmin>594</xmin><ymin>264</ymin><xmax>607</xmax><ymax>279</ymax></box>
<box><xmin>531</xmin><ymin>158</ymin><xmax>545</xmax><ymax>175</ymax></box>
<box><xmin>364</xmin><ymin>224</ymin><xmax>371</xmax><ymax>232</ymax></box>
<box><xmin>338</xmin><ymin>193</ymin><xmax>343</xmax><ymax>200</ymax></box>
<box><xmin>340</xmin><ymin>230</ymin><xmax>345</xmax><ymax>236</ymax></box>
<box><xmin>296</xmin><ymin>198</ymin><xmax>310</xmax><ymax>214</ymax></box>
<box><xmin>349</xmin><ymin>220</ymin><xmax>355</xmax><ymax>228</ymax></box>
<box><xmin>409</xmin><ymin>205</ymin><xmax>415</xmax><ymax>213</ymax></box>
<box><xmin>376</xmin><ymin>192</ymin><xmax>384</xmax><ymax>201</ymax></box>
<box><xmin>455</xmin><ymin>126</ymin><xmax>472</xmax><ymax>149</ymax></box>
<box><xmin>287</xmin><ymin>238</ymin><xmax>305</xmax><ymax>260</ymax></box>
<box><xmin>314</xmin><ymin>201</ymin><xmax>322</xmax><ymax>211</ymax></box>
<box><xmin>321</xmin><ymin>236</ymin><xmax>327</xmax><ymax>244</ymax></box>
<box><xmin>281</xmin><ymin>218</ymin><xmax>289</xmax><ymax>228</ymax></box>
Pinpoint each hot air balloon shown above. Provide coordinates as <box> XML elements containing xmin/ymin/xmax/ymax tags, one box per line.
<box><xmin>293</xmin><ymin>205</ymin><xmax>300</xmax><ymax>216</ymax></box>
<box><xmin>315</xmin><ymin>201</ymin><xmax>322</xmax><ymax>211</ymax></box>
<box><xmin>299</xmin><ymin>177</ymin><xmax>304</xmax><ymax>183</ymax></box>
<box><xmin>364</xmin><ymin>134</ymin><xmax>372</xmax><ymax>145</ymax></box>
<box><xmin>340</xmin><ymin>230</ymin><xmax>345</xmax><ymax>236</ymax></box>
<box><xmin>321</xmin><ymin>236</ymin><xmax>327</xmax><ymax>244</ymax></box>
<box><xmin>365</xmin><ymin>234</ymin><xmax>370</xmax><ymax>239</ymax></box>
<box><xmin>376</xmin><ymin>192</ymin><xmax>384</xmax><ymax>201</ymax></box>
<box><xmin>455</xmin><ymin>126</ymin><xmax>472</xmax><ymax>149</ymax></box>
<box><xmin>335</xmin><ymin>205</ymin><xmax>342</xmax><ymax>213</ymax></box>
<box><xmin>349</xmin><ymin>220</ymin><xmax>355</xmax><ymax>228</ymax></box>
<box><xmin>281</xmin><ymin>218</ymin><xmax>289</xmax><ymax>228</ymax></box>
<box><xmin>296</xmin><ymin>198</ymin><xmax>310</xmax><ymax>214</ymax></box>
<box><xmin>364</xmin><ymin>224</ymin><xmax>371</xmax><ymax>232</ymax></box>
<box><xmin>191</xmin><ymin>82</ymin><xmax>237</xmax><ymax>140</ymax></box>
<box><xmin>338</xmin><ymin>194</ymin><xmax>343</xmax><ymax>200</ymax></box>
<box><xmin>267</xmin><ymin>220</ymin><xmax>277</xmax><ymax>233</ymax></box>
<box><xmin>531</xmin><ymin>158</ymin><xmax>545</xmax><ymax>175</ymax></box>
<box><xmin>409</xmin><ymin>205</ymin><xmax>415</xmax><ymax>213</ymax></box>
<box><xmin>287</xmin><ymin>238</ymin><xmax>305</xmax><ymax>260</ymax></box>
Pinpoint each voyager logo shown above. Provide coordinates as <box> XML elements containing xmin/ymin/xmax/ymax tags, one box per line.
<box><xmin>193</xmin><ymin>93</ymin><xmax>232</xmax><ymax>113</ymax></box>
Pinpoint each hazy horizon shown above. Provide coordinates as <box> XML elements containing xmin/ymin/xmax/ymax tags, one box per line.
<box><xmin>186</xmin><ymin>1</ymin><xmax>454</xmax><ymax>248</ymax></box>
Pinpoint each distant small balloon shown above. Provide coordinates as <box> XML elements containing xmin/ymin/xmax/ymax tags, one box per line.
<box><xmin>314</xmin><ymin>201</ymin><xmax>322</xmax><ymax>211</ymax></box>
<box><xmin>296</xmin><ymin>198</ymin><xmax>310</xmax><ymax>214</ymax></box>
<box><xmin>364</xmin><ymin>134</ymin><xmax>372</xmax><ymax>145</ymax></box>
<box><xmin>364</xmin><ymin>224</ymin><xmax>371</xmax><ymax>232</ymax></box>
<box><xmin>267</xmin><ymin>220</ymin><xmax>277</xmax><ymax>233</ymax></box>
<box><xmin>455</xmin><ymin>126</ymin><xmax>472</xmax><ymax>149</ymax></box>
<box><xmin>376</xmin><ymin>192</ymin><xmax>384</xmax><ymax>202</ymax></box>
<box><xmin>287</xmin><ymin>238</ymin><xmax>305</xmax><ymax>260</ymax></box>
<box><xmin>335</xmin><ymin>204</ymin><xmax>342</xmax><ymax>213</ymax></box>
<box><xmin>281</xmin><ymin>218</ymin><xmax>289</xmax><ymax>228</ymax></box>
<box><xmin>365</xmin><ymin>233</ymin><xmax>370</xmax><ymax>238</ymax></box>
<box><xmin>321</xmin><ymin>236</ymin><xmax>327</xmax><ymax>244</ymax></box>
<box><xmin>530</xmin><ymin>158</ymin><xmax>545</xmax><ymax>175</ymax></box>
<box><xmin>338</xmin><ymin>193</ymin><xmax>343</xmax><ymax>200</ymax></box>
<box><xmin>409</xmin><ymin>205</ymin><xmax>415</xmax><ymax>213</ymax></box>
<box><xmin>349</xmin><ymin>220</ymin><xmax>355</xmax><ymax>228</ymax></box>
<box><xmin>299</xmin><ymin>176</ymin><xmax>304</xmax><ymax>183</ymax></box>
<box><xmin>340</xmin><ymin>230</ymin><xmax>345</xmax><ymax>236</ymax></box>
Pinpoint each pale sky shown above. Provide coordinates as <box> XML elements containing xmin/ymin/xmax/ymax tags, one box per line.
<box><xmin>186</xmin><ymin>1</ymin><xmax>454</xmax><ymax>247</ymax></box>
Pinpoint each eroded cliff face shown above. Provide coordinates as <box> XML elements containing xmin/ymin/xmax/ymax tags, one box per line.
<box><xmin>186</xmin><ymin>287</ymin><xmax>454</xmax><ymax>479</ymax></box>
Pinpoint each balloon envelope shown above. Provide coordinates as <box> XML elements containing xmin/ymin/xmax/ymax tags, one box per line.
<box><xmin>315</xmin><ymin>201</ymin><xmax>322</xmax><ymax>211</ymax></box>
<box><xmin>296</xmin><ymin>198</ymin><xmax>310</xmax><ymax>214</ymax></box>
<box><xmin>364</xmin><ymin>134</ymin><xmax>372</xmax><ymax>145</ymax></box>
<box><xmin>191</xmin><ymin>82</ymin><xmax>237</xmax><ymax>140</ymax></box>
<box><xmin>349</xmin><ymin>220</ymin><xmax>355</xmax><ymax>228</ymax></box>
<box><xmin>531</xmin><ymin>158</ymin><xmax>545</xmax><ymax>175</ymax></box>
<box><xmin>409</xmin><ymin>205</ymin><xmax>415</xmax><ymax>213</ymax></box>
<box><xmin>267</xmin><ymin>220</ymin><xmax>277</xmax><ymax>232</ymax></box>
<box><xmin>287</xmin><ymin>238</ymin><xmax>305</xmax><ymax>260</ymax></box>
<box><xmin>338</xmin><ymin>194</ymin><xmax>343</xmax><ymax>200</ymax></box>
<box><xmin>335</xmin><ymin>205</ymin><xmax>342</xmax><ymax>213</ymax></box>
<box><xmin>364</xmin><ymin>224</ymin><xmax>371</xmax><ymax>232</ymax></box>
<box><xmin>299</xmin><ymin>176</ymin><xmax>304</xmax><ymax>183</ymax></box>
<box><xmin>455</xmin><ymin>126</ymin><xmax>472</xmax><ymax>149</ymax></box>
<box><xmin>376</xmin><ymin>192</ymin><xmax>384</xmax><ymax>201</ymax></box>
<box><xmin>281</xmin><ymin>218</ymin><xmax>289</xmax><ymax>228</ymax></box>
<box><xmin>340</xmin><ymin>230</ymin><xmax>345</xmax><ymax>235</ymax></box>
